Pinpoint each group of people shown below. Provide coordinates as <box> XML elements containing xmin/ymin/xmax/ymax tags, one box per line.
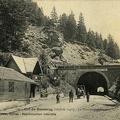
<box><xmin>56</xmin><ymin>89</ymin><xmax>90</xmax><ymax>103</ymax></box>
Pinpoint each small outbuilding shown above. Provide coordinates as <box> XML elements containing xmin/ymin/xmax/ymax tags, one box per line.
<box><xmin>0</xmin><ymin>67</ymin><xmax>36</xmax><ymax>101</ymax></box>
<box><xmin>5</xmin><ymin>55</ymin><xmax>43</xmax><ymax>76</ymax></box>
<box><xmin>5</xmin><ymin>55</ymin><xmax>43</xmax><ymax>97</ymax></box>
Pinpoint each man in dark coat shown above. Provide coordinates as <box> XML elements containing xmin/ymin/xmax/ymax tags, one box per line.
<box><xmin>86</xmin><ymin>92</ymin><xmax>90</xmax><ymax>102</ymax></box>
<box><xmin>56</xmin><ymin>93</ymin><xmax>60</xmax><ymax>103</ymax></box>
<box><xmin>69</xmin><ymin>90</ymin><xmax>74</xmax><ymax>103</ymax></box>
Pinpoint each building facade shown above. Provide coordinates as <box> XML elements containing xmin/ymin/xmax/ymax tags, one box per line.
<box><xmin>0</xmin><ymin>67</ymin><xmax>36</xmax><ymax>101</ymax></box>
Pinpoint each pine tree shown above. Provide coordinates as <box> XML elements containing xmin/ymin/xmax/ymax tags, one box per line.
<box><xmin>0</xmin><ymin>0</ymin><xmax>45</xmax><ymax>52</ymax></box>
<box><xmin>99</xmin><ymin>34</ymin><xmax>103</xmax><ymax>49</ymax></box>
<box><xmin>0</xmin><ymin>0</ymin><xmax>28</xmax><ymax>51</ymax></box>
<box><xmin>95</xmin><ymin>33</ymin><xmax>103</xmax><ymax>49</ymax></box>
<box><xmin>25</xmin><ymin>2</ymin><xmax>44</xmax><ymax>26</ymax></box>
<box><xmin>58</xmin><ymin>13</ymin><xmax>68</xmax><ymax>33</ymax></box>
<box><xmin>86</xmin><ymin>29</ymin><xmax>96</xmax><ymax>48</ymax></box>
<box><xmin>34</xmin><ymin>7</ymin><xmax>45</xmax><ymax>26</ymax></box>
<box><xmin>50</xmin><ymin>6</ymin><xmax>58</xmax><ymax>26</ymax></box>
<box><xmin>103</xmin><ymin>39</ymin><xmax>107</xmax><ymax>52</ymax></box>
<box><xmin>106</xmin><ymin>34</ymin><xmax>116</xmax><ymax>58</ymax></box>
<box><xmin>114</xmin><ymin>43</ymin><xmax>120</xmax><ymax>59</ymax></box>
<box><xmin>76</xmin><ymin>13</ymin><xmax>87</xmax><ymax>43</ymax></box>
<box><xmin>65</xmin><ymin>11</ymin><xmax>76</xmax><ymax>42</ymax></box>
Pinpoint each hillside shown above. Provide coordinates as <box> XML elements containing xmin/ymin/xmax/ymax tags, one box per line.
<box><xmin>0</xmin><ymin>0</ymin><xmax>119</xmax><ymax>66</ymax></box>
<box><xmin>23</xmin><ymin>25</ymin><xmax>117</xmax><ymax>66</ymax></box>
<box><xmin>0</xmin><ymin>25</ymin><xmax>119</xmax><ymax>96</ymax></box>
<box><xmin>0</xmin><ymin>0</ymin><xmax>120</xmax><ymax>97</ymax></box>
<box><xmin>0</xmin><ymin>24</ymin><xmax>119</xmax><ymax>69</ymax></box>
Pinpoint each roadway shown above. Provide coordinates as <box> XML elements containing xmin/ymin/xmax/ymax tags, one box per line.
<box><xmin>0</xmin><ymin>95</ymin><xmax>119</xmax><ymax>120</ymax></box>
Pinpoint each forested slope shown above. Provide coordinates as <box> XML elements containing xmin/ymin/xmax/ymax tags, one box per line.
<box><xmin>0</xmin><ymin>0</ymin><xmax>119</xmax><ymax>66</ymax></box>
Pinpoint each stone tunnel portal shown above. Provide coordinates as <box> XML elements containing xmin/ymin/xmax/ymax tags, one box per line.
<box><xmin>77</xmin><ymin>72</ymin><xmax>108</xmax><ymax>95</ymax></box>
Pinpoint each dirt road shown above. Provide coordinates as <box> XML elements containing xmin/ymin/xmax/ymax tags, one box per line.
<box><xmin>0</xmin><ymin>95</ymin><xmax>119</xmax><ymax>120</ymax></box>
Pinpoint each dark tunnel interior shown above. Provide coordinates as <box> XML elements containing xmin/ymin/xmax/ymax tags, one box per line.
<box><xmin>77</xmin><ymin>72</ymin><xmax>108</xmax><ymax>95</ymax></box>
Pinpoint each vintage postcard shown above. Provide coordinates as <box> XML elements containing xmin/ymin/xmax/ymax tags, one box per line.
<box><xmin>0</xmin><ymin>0</ymin><xmax>120</xmax><ymax>120</ymax></box>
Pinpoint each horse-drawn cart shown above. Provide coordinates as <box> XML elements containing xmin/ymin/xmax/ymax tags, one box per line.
<box><xmin>76</xmin><ymin>85</ymin><xmax>86</xmax><ymax>99</ymax></box>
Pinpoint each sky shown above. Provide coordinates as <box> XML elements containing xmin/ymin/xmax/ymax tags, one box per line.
<box><xmin>33</xmin><ymin>0</ymin><xmax>120</xmax><ymax>47</ymax></box>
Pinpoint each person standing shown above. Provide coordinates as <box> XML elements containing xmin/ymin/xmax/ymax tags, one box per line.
<box><xmin>56</xmin><ymin>93</ymin><xmax>60</xmax><ymax>103</ymax></box>
<box><xmin>86</xmin><ymin>92</ymin><xmax>90</xmax><ymax>102</ymax></box>
<box><xmin>69</xmin><ymin>90</ymin><xmax>74</xmax><ymax>103</ymax></box>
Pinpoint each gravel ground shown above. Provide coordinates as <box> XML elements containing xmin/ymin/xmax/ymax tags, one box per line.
<box><xmin>0</xmin><ymin>95</ymin><xmax>119</xmax><ymax>120</ymax></box>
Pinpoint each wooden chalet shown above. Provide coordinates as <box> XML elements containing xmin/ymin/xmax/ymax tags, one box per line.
<box><xmin>5</xmin><ymin>55</ymin><xmax>43</xmax><ymax>97</ymax></box>
<box><xmin>0</xmin><ymin>67</ymin><xmax>36</xmax><ymax>101</ymax></box>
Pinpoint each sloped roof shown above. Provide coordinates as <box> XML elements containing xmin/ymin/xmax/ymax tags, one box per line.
<box><xmin>11</xmin><ymin>55</ymin><xmax>40</xmax><ymax>74</ymax></box>
<box><xmin>12</xmin><ymin>55</ymin><xmax>26</xmax><ymax>73</ymax></box>
<box><xmin>0</xmin><ymin>67</ymin><xmax>36</xmax><ymax>83</ymax></box>
<box><xmin>23</xmin><ymin>58</ymin><xmax>38</xmax><ymax>73</ymax></box>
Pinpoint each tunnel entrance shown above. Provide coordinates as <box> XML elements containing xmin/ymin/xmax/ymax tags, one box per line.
<box><xmin>77</xmin><ymin>72</ymin><xmax>108</xmax><ymax>95</ymax></box>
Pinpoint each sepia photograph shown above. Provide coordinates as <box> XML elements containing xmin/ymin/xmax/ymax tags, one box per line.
<box><xmin>0</xmin><ymin>0</ymin><xmax>120</xmax><ymax>120</ymax></box>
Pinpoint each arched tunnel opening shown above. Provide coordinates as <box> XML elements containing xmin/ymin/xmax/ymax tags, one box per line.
<box><xmin>77</xmin><ymin>72</ymin><xmax>108</xmax><ymax>95</ymax></box>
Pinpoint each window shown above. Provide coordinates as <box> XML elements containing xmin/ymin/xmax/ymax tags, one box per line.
<box><xmin>0</xmin><ymin>81</ymin><xmax>4</xmax><ymax>95</ymax></box>
<box><xmin>9</xmin><ymin>82</ymin><xmax>14</xmax><ymax>92</ymax></box>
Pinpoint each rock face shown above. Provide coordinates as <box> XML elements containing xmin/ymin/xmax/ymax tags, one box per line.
<box><xmin>62</xmin><ymin>43</ymin><xmax>99</xmax><ymax>65</ymax></box>
<box><xmin>0</xmin><ymin>25</ymin><xmax>118</xmax><ymax>66</ymax></box>
<box><xmin>23</xmin><ymin>25</ymin><xmax>118</xmax><ymax>66</ymax></box>
<box><xmin>1</xmin><ymin>25</ymin><xmax>119</xmax><ymax>96</ymax></box>
<box><xmin>50</xmin><ymin>47</ymin><xmax>63</xmax><ymax>59</ymax></box>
